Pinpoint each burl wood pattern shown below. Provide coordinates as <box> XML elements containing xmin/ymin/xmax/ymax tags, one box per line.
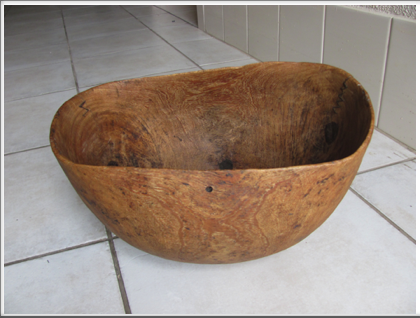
<box><xmin>50</xmin><ymin>62</ymin><xmax>374</xmax><ymax>264</ymax></box>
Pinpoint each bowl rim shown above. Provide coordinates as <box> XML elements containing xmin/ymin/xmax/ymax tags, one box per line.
<box><xmin>49</xmin><ymin>62</ymin><xmax>375</xmax><ymax>173</ymax></box>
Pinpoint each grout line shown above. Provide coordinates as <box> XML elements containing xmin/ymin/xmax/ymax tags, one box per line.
<box><xmin>374</xmin><ymin>127</ymin><xmax>416</xmax><ymax>154</ymax></box>
<box><xmin>60</xmin><ymin>9</ymin><xmax>80</xmax><ymax>94</ymax></box>
<box><xmin>68</xmin><ymin>43</ymin><xmax>169</xmax><ymax>62</ymax></box>
<box><xmin>277</xmin><ymin>6</ymin><xmax>280</xmax><ymax>61</ymax></box>
<box><xmin>120</xmin><ymin>5</ymin><xmax>203</xmax><ymax>70</ymax></box>
<box><xmin>349</xmin><ymin>188</ymin><xmax>416</xmax><ymax>244</ymax></box>
<box><xmin>4</xmin><ymin>237</ymin><xmax>111</xmax><ymax>267</ymax></box>
<box><xmin>106</xmin><ymin>228</ymin><xmax>132</xmax><ymax>314</ymax></box>
<box><xmin>199</xmin><ymin>56</ymin><xmax>257</xmax><ymax>67</ymax></box>
<box><xmin>4</xmin><ymin>87</ymin><xmax>76</xmax><ymax>103</ymax></box>
<box><xmin>245</xmin><ymin>6</ymin><xmax>248</xmax><ymax>53</ymax></box>
<box><xmin>4</xmin><ymin>145</ymin><xmax>51</xmax><ymax>156</ymax></box>
<box><xmin>202</xmin><ymin>5</ymin><xmax>206</xmax><ymax>32</ymax></box>
<box><xmin>376</xmin><ymin>17</ymin><xmax>393</xmax><ymax>126</ymax></box>
<box><xmin>321</xmin><ymin>5</ymin><xmax>326</xmax><ymax>64</ymax></box>
<box><xmin>222</xmin><ymin>5</ymin><xmax>225</xmax><ymax>42</ymax></box>
<box><xmin>357</xmin><ymin>157</ymin><xmax>415</xmax><ymax>175</ymax></box>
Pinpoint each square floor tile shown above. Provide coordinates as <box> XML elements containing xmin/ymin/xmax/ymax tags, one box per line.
<box><xmin>114</xmin><ymin>191</ymin><xmax>415</xmax><ymax>314</ymax></box>
<box><xmin>70</xmin><ymin>29</ymin><xmax>166</xmax><ymax>59</ymax></box>
<box><xmin>79</xmin><ymin>67</ymin><xmax>203</xmax><ymax>92</ymax></box>
<box><xmin>5</xmin><ymin>89</ymin><xmax>77</xmax><ymax>154</ymax></box>
<box><xmin>5</xmin><ymin>17</ymin><xmax>64</xmax><ymax>37</ymax></box>
<box><xmin>352</xmin><ymin>160</ymin><xmax>416</xmax><ymax>239</ymax></box>
<box><xmin>62</xmin><ymin>5</ymin><xmax>124</xmax><ymax>18</ymax></box>
<box><xmin>5</xmin><ymin>61</ymin><xmax>76</xmax><ymax>102</ymax></box>
<box><xmin>170</xmin><ymin>8</ymin><xmax>197</xmax><ymax>26</ymax></box>
<box><xmin>4</xmin><ymin>147</ymin><xmax>108</xmax><ymax>263</ymax></box>
<box><xmin>172</xmin><ymin>38</ymin><xmax>251</xmax><ymax>66</ymax></box>
<box><xmin>135</xmin><ymin>12</ymin><xmax>189</xmax><ymax>28</ymax></box>
<box><xmin>122</xmin><ymin>5</ymin><xmax>166</xmax><ymax>17</ymax></box>
<box><xmin>5</xmin><ymin>28</ymin><xmax>67</xmax><ymax>51</ymax></box>
<box><xmin>201</xmin><ymin>59</ymin><xmax>260</xmax><ymax>70</ymax></box>
<box><xmin>143</xmin><ymin>67</ymin><xmax>203</xmax><ymax>77</ymax></box>
<box><xmin>73</xmin><ymin>45</ymin><xmax>197</xmax><ymax>88</ymax></box>
<box><xmin>153</xmin><ymin>24</ymin><xmax>212</xmax><ymax>44</ymax></box>
<box><xmin>63</xmin><ymin>9</ymin><xmax>132</xmax><ymax>28</ymax></box>
<box><xmin>5</xmin><ymin>9</ymin><xmax>63</xmax><ymax>26</ymax></box>
<box><xmin>7</xmin><ymin>5</ymin><xmax>61</xmax><ymax>16</ymax></box>
<box><xmin>60</xmin><ymin>4</ymin><xmax>97</xmax><ymax>11</ymax></box>
<box><xmin>4</xmin><ymin>242</ymin><xmax>124</xmax><ymax>314</ymax></box>
<box><xmin>156</xmin><ymin>5</ymin><xmax>197</xmax><ymax>15</ymax></box>
<box><xmin>66</xmin><ymin>17</ymin><xmax>147</xmax><ymax>42</ymax></box>
<box><xmin>358</xmin><ymin>129</ymin><xmax>415</xmax><ymax>173</ymax></box>
<box><xmin>5</xmin><ymin>43</ymin><xmax>71</xmax><ymax>72</ymax></box>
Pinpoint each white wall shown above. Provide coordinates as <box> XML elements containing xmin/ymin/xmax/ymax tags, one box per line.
<box><xmin>350</xmin><ymin>5</ymin><xmax>416</xmax><ymax>20</ymax></box>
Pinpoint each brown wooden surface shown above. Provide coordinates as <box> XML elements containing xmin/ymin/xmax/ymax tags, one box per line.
<box><xmin>50</xmin><ymin>62</ymin><xmax>374</xmax><ymax>264</ymax></box>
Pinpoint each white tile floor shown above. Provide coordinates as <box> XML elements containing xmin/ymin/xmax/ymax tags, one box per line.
<box><xmin>3</xmin><ymin>4</ymin><xmax>416</xmax><ymax>315</ymax></box>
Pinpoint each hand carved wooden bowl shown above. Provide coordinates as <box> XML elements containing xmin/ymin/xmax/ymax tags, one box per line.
<box><xmin>50</xmin><ymin>62</ymin><xmax>374</xmax><ymax>264</ymax></box>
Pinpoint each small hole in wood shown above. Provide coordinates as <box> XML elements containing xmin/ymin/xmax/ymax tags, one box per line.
<box><xmin>206</xmin><ymin>186</ymin><xmax>213</xmax><ymax>192</ymax></box>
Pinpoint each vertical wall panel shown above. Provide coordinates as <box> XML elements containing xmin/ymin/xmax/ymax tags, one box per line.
<box><xmin>248</xmin><ymin>5</ymin><xmax>279</xmax><ymax>61</ymax></box>
<box><xmin>224</xmin><ymin>5</ymin><xmax>247</xmax><ymax>53</ymax></box>
<box><xmin>279</xmin><ymin>5</ymin><xmax>324</xmax><ymax>63</ymax></box>
<box><xmin>323</xmin><ymin>6</ymin><xmax>391</xmax><ymax>123</ymax></box>
<box><xmin>378</xmin><ymin>18</ymin><xmax>416</xmax><ymax>149</ymax></box>
<box><xmin>197</xmin><ymin>5</ymin><xmax>204</xmax><ymax>31</ymax></box>
<box><xmin>204</xmin><ymin>5</ymin><xmax>224</xmax><ymax>41</ymax></box>
<box><xmin>156</xmin><ymin>5</ymin><xmax>198</xmax><ymax>26</ymax></box>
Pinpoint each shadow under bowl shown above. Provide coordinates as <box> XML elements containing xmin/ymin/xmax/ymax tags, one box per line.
<box><xmin>50</xmin><ymin>62</ymin><xmax>374</xmax><ymax>264</ymax></box>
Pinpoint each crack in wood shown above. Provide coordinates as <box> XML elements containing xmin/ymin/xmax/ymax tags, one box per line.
<box><xmin>79</xmin><ymin>100</ymin><xmax>90</xmax><ymax>117</ymax></box>
<box><xmin>333</xmin><ymin>77</ymin><xmax>350</xmax><ymax>114</ymax></box>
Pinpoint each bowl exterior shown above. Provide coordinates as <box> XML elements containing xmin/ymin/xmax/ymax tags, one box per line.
<box><xmin>55</xmin><ymin>146</ymin><xmax>368</xmax><ymax>264</ymax></box>
<box><xmin>50</xmin><ymin>62</ymin><xmax>375</xmax><ymax>264</ymax></box>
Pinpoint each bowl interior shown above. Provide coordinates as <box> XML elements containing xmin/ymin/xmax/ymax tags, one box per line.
<box><xmin>51</xmin><ymin>63</ymin><xmax>373</xmax><ymax>170</ymax></box>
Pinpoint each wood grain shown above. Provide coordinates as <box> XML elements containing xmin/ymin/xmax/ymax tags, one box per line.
<box><xmin>50</xmin><ymin>62</ymin><xmax>374</xmax><ymax>264</ymax></box>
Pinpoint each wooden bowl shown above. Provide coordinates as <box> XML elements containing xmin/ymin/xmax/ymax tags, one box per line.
<box><xmin>50</xmin><ymin>62</ymin><xmax>374</xmax><ymax>264</ymax></box>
